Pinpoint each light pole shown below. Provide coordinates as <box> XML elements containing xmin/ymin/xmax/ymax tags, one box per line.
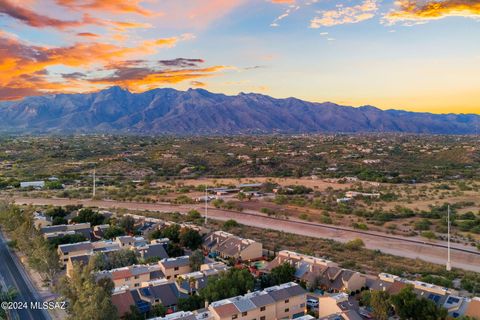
<box><xmin>446</xmin><ymin>205</ymin><xmax>451</xmax><ymax>271</ymax></box>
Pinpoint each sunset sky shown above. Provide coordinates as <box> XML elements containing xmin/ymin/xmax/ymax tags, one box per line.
<box><xmin>0</xmin><ymin>0</ymin><xmax>479</xmax><ymax>114</ymax></box>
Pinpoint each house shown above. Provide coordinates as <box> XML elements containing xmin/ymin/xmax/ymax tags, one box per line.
<box><xmin>203</xmin><ymin>231</ymin><xmax>263</xmax><ymax>261</ymax></box>
<box><xmin>158</xmin><ymin>256</ymin><xmax>191</xmax><ymax>280</ymax></box>
<box><xmin>20</xmin><ymin>181</ymin><xmax>45</xmax><ymax>189</ymax></box>
<box><xmin>111</xmin><ymin>287</ymin><xmax>136</xmax><ymax>317</ymax></box>
<box><xmin>209</xmin><ymin>282</ymin><xmax>306</xmax><ymax>320</ymax></box>
<box><xmin>41</xmin><ymin>223</ymin><xmax>92</xmax><ymax>240</ymax></box>
<box><xmin>135</xmin><ymin>280</ymin><xmax>189</xmax><ymax>312</ymax></box>
<box><xmin>317</xmin><ymin>293</ymin><xmax>362</xmax><ymax>320</ymax></box>
<box><xmin>96</xmin><ymin>264</ymin><xmax>163</xmax><ymax>289</ymax></box>
<box><xmin>58</xmin><ymin>240</ymin><xmax>120</xmax><ymax>268</ymax></box>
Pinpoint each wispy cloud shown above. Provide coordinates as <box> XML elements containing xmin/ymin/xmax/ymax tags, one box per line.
<box><xmin>310</xmin><ymin>0</ymin><xmax>378</xmax><ymax>28</ymax></box>
<box><xmin>55</xmin><ymin>0</ymin><xmax>153</xmax><ymax>16</ymax></box>
<box><xmin>0</xmin><ymin>31</ymin><xmax>218</xmax><ymax>100</ymax></box>
<box><xmin>384</xmin><ymin>0</ymin><xmax>480</xmax><ymax>24</ymax></box>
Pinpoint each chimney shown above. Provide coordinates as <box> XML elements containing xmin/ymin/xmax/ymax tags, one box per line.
<box><xmin>205</xmin><ymin>301</ymin><xmax>209</xmax><ymax>309</ymax></box>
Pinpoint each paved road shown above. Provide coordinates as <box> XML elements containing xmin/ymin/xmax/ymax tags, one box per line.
<box><xmin>0</xmin><ymin>233</ymin><xmax>51</xmax><ymax>320</ymax></box>
<box><xmin>10</xmin><ymin>197</ymin><xmax>480</xmax><ymax>272</ymax></box>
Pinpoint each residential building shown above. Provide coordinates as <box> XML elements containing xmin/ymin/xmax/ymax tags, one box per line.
<box><xmin>96</xmin><ymin>264</ymin><xmax>163</xmax><ymax>289</ymax></box>
<box><xmin>159</xmin><ymin>256</ymin><xmax>191</xmax><ymax>280</ymax></box>
<box><xmin>203</xmin><ymin>231</ymin><xmax>263</xmax><ymax>261</ymax></box>
<box><xmin>40</xmin><ymin>222</ymin><xmax>92</xmax><ymax>240</ymax></box>
<box><xmin>58</xmin><ymin>240</ymin><xmax>120</xmax><ymax>268</ymax></box>
<box><xmin>265</xmin><ymin>250</ymin><xmax>367</xmax><ymax>293</ymax></box>
<box><xmin>209</xmin><ymin>282</ymin><xmax>306</xmax><ymax>320</ymax></box>
<box><xmin>317</xmin><ymin>293</ymin><xmax>362</xmax><ymax>320</ymax></box>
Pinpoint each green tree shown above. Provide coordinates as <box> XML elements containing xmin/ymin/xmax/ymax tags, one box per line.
<box><xmin>177</xmin><ymin>295</ymin><xmax>204</xmax><ymax>311</ymax></box>
<box><xmin>57</xmin><ymin>263</ymin><xmax>118</xmax><ymax>320</ymax></box>
<box><xmin>167</xmin><ymin>243</ymin><xmax>185</xmax><ymax>257</ymax></box>
<box><xmin>262</xmin><ymin>262</ymin><xmax>296</xmax><ymax>287</ymax></box>
<box><xmin>147</xmin><ymin>304</ymin><xmax>167</xmax><ymax>318</ymax></box>
<box><xmin>103</xmin><ymin>225</ymin><xmax>125</xmax><ymax>239</ymax></box>
<box><xmin>390</xmin><ymin>286</ymin><xmax>447</xmax><ymax>320</ymax></box>
<box><xmin>71</xmin><ymin>208</ymin><xmax>105</xmax><ymax>226</ymax></box>
<box><xmin>90</xmin><ymin>249</ymin><xmax>138</xmax><ymax>271</ymax></box>
<box><xmin>370</xmin><ymin>291</ymin><xmax>391</xmax><ymax>320</ymax></box>
<box><xmin>162</xmin><ymin>224</ymin><xmax>181</xmax><ymax>243</ymax></box>
<box><xmin>180</xmin><ymin>229</ymin><xmax>202</xmax><ymax>250</ymax></box>
<box><xmin>189</xmin><ymin>250</ymin><xmax>205</xmax><ymax>271</ymax></box>
<box><xmin>0</xmin><ymin>285</ymin><xmax>17</xmax><ymax>319</ymax></box>
<box><xmin>118</xmin><ymin>216</ymin><xmax>136</xmax><ymax>235</ymax></box>
<box><xmin>200</xmin><ymin>269</ymin><xmax>254</xmax><ymax>303</ymax></box>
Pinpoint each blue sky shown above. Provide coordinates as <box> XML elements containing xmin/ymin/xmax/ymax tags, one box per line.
<box><xmin>0</xmin><ymin>0</ymin><xmax>479</xmax><ymax>113</ymax></box>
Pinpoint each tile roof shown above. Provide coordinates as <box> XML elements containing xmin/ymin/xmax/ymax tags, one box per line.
<box><xmin>212</xmin><ymin>303</ymin><xmax>239</xmax><ymax>318</ymax></box>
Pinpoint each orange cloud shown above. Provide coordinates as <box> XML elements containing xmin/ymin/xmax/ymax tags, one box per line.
<box><xmin>55</xmin><ymin>0</ymin><xmax>153</xmax><ymax>16</ymax></box>
<box><xmin>77</xmin><ymin>32</ymin><xmax>99</xmax><ymax>37</ymax></box>
<box><xmin>385</xmin><ymin>0</ymin><xmax>480</xmax><ymax>23</ymax></box>
<box><xmin>0</xmin><ymin>0</ymin><xmax>101</xmax><ymax>29</ymax></box>
<box><xmin>0</xmin><ymin>0</ymin><xmax>152</xmax><ymax>31</ymax></box>
<box><xmin>0</xmin><ymin>33</ymin><xmax>225</xmax><ymax>100</ymax></box>
<box><xmin>310</xmin><ymin>0</ymin><xmax>378</xmax><ymax>28</ymax></box>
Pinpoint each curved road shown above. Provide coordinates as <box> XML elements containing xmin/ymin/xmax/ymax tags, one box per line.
<box><xmin>10</xmin><ymin>197</ymin><xmax>480</xmax><ymax>272</ymax></box>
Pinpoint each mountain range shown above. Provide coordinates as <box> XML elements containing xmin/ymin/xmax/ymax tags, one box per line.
<box><xmin>0</xmin><ymin>86</ymin><xmax>478</xmax><ymax>135</ymax></box>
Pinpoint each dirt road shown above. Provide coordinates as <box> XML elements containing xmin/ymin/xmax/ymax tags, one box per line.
<box><xmin>9</xmin><ymin>196</ymin><xmax>480</xmax><ymax>272</ymax></box>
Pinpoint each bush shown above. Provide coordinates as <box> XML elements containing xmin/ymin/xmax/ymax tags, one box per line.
<box><xmin>345</xmin><ymin>238</ymin><xmax>365</xmax><ymax>250</ymax></box>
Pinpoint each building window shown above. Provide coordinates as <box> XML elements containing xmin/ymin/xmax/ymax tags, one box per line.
<box><xmin>174</xmin><ymin>267</ymin><xmax>179</xmax><ymax>271</ymax></box>
<box><xmin>300</xmin><ymin>303</ymin><xmax>305</xmax><ymax>308</ymax></box>
<box><xmin>260</xmin><ymin>317</ymin><xmax>266</xmax><ymax>320</ymax></box>
<box><xmin>125</xmin><ymin>277</ymin><xmax>130</xmax><ymax>281</ymax></box>
<box><xmin>260</xmin><ymin>306</ymin><xmax>266</xmax><ymax>312</ymax></box>
<box><xmin>284</xmin><ymin>308</ymin><xmax>289</xmax><ymax>313</ymax></box>
<box><xmin>167</xmin><ymin>276</ymin><xmax>171</xmax><ymax>279</ymax></box>
<box><xmin>242</xmin><ymin>312</ymin><xmax>247</xmax><ymax>316</ymax></box>
<box><xmin>232</xmin><ymin>315</ymin><xmax>238</xmax><ymax>319</ymax></box>
<box><xmin>285</xmin><ymin>299</ymin><xmax>289</xmax><ymax>303</ymax></box>
<box><xmin>134</xmin><ymin>275</ymin><xmax>139</xmax><ymax>279</ymax></box>
<box><xmin>134</xmin><ymin>283</ymin><xmax>139</xmax><ymax>287</ymax></box>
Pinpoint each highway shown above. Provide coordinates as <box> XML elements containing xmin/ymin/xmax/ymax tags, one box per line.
<box><xmin>0</xmin><ymin>233</ymin><xmax>51</xmax><ymax>320</ymax></box>
<box><xmin>10</xmin><ymin>196</ymin><xmax>480</xmax><ymax>272</ymax></box>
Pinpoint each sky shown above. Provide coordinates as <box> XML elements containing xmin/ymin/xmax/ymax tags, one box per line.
<box><xmin>0</xmin><ymin>0</ymin><xmax>479</xmax><ymax>114</ymax></box>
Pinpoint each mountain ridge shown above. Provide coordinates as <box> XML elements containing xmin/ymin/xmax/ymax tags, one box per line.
<box><xmin>0</xmin><ymin>86</ymin><xmax>478</xmax><ymax>135</ymax></box>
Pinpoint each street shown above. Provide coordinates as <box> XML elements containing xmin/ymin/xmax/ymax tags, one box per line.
<box><xmin>0</xmin><ymin>233</ymin><xmax>51</xmax><ymax>320</ymax></box>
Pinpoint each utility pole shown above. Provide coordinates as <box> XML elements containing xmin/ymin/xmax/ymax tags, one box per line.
<box><xmin>204</xmin><ymin>186</ymin><xmax>208</xmax><ymax>225</ymax></box>
<box><xmin>446</xmin><ymin>205</ymin><xmax>451</xmax><ymax>271</ymax></box>
<box><xmin>92</xmin><ymin>168</ymin><xmax>96</xmax><ymax>199</ymax></box>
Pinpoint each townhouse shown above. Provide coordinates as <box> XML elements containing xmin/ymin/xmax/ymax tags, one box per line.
<box><xmin>209</xmin><ymin>282</ymin><xmax>306</xmax><ymax>320</ymax></box>
<box><xmin>203</xmin><ymin>231</ymin><xmax>263</xmax><ymax>261</ymax></box>
<box><xmin>159</xmin><ymin>256</ymin><xmax>191</xmax><ymax>280</ymax></box>
<box><xmin>41</xmin><ymin>222</ymin><xmax>92</xmax><ymax>240</ymax></box>
<box><xmin>265</xmin><ymin>251</ymin><xmax>365</xmax><ymax>293</ymax></box>
<box><xmin>317</xmin><ymin>293</ymin><xmax>362</xmax><ymax>320</ymax></box>
<box><xmin>96</xmin><ymin>264</ymin><xmax>163</xmax><ymax>289</ymax></box>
